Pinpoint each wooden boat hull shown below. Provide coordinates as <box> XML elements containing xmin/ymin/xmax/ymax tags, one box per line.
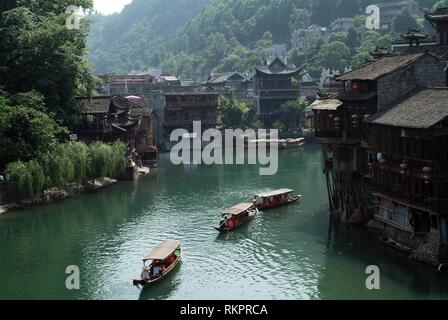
<box><xmin>379</xmin><ymin>237</ymin><xmax>413</xmax><ymax>254</ymax></box>
<box><xmin>255</xmin><ymin>195</ymin><xmax>302</xmax><ymax>210</ymax></box>
<box><xmin>133</xmin><ymin>256</ymin><xmax>182</xmax><ymax>287</ymax></box>
<box><xmin>214</xmin><ymin>210</ymin><xmax>257</xmax><ymax>232</ymax></box>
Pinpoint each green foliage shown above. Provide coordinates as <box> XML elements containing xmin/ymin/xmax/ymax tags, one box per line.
<box><xmin>220</xmin><ymin>91</ymin><xmax>249</xmax><ymax>129</ymax></box>
<box><xmin>317</xmin><ymin>41</ymin><xmax>351</xmax><ymax>72</ymax></box>
<box><xmin>289</xmin><ymin>8</ymin><xmax>311</xmax><ymax>32</ymax></box>
<box><xmin>88</xmin><ymin>0</ymin><xmax>411</xmax><ymax>78</ymax></box>
<box><xmin>280</xmin><ymin>97</ymin><xmax>309</xmax><ymax>130</ymax></box>
<box><xmin>0</xmin><ymin>97</ymin><xmax>69</xmax><ymax>168</ymax></box>
<box><xmin>433</xmin><ymin>0</ymin><xmax>448</xmax><ymax>9</ymax></box>
<box><xmin>392</xmin><ymin>8</ymin><xmax>421</xmax><ymax>34</ymax></box>
<box><xmin>88</xmin><ymin>141</ymin><xmax>126</xmax><ymax>180</ymax></box>
<box><xmin>6</xmin><ymin>141</ymin><xmax>126</xmax><ymax>200</ymax></box>
<box><xmin>272</xmin><ymin>120</ymin><xmax>285</xmax><ymax>131</ymax></box>
<box><xmin>0</xmin><ymin>1</ymin><xmax>97</xmax><ymax>125</ymax></box>
<box><xmin>352</xmin><ymin>51</ymin><xmax>373</xmax><ymax>66</ymax></box>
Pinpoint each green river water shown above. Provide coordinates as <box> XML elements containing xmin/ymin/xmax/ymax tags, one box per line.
<box><xmin>1</xmin><ymin>144</ymin><xmax>448</xmax><ymax>300</ymax></box>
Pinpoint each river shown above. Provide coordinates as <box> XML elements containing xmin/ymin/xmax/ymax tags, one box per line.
<box><xmin>1</xmin><ymin>144</ymin><xmax>448</xmax><ymax>300</ymax></box>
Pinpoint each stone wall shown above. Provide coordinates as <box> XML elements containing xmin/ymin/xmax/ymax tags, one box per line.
<box><xmin>414</xmin><ymin>58</ymin><xmax>447</xmax><ymax>88</ymax></box>
<box><xmin>411</xmin><ymin>228</ymin><xmax>441</xmax><ymax>266</ymax></box>
<box><xmin>377</xmin><ymin>65</ymin><xmax>418</xmax><ymax>110</ymax></box>
<box><xmin>377</xmin><ymin>56</ymin><xmax>447</xmax><ymax>110</ymax></box>
<box><xmin>368</xmin><ymin>218</ymin><xmax>442</xmax><ymax>266</ymax></box>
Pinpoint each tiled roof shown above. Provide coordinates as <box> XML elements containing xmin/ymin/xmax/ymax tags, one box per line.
<box><xmin>161</xmin><ymin>86</ymin><xmax>219</xmax><ymax>95</ymax></box>
<box><xmin>366</xmin><ymin>88</ymin><xmax>448</xmax><ymax>129</ymax></box>
<box><xmin>208</xmin><ymin>72</ymin><xmax>246</xmax><ymax>84</ymax></box>
<box><xmin>425</xmin><ymin>7</ymin><xmax>448</xmax><ymax>22</ymax></box>
<box><xmin>78</xmin><ymin>97</ymin><xmax>111</xmax><ymax>114</ymax></box>
<box><xmin>335</xmin><ymin>52</ymin><xmax>436</xmax><ymax>81</ymax></box>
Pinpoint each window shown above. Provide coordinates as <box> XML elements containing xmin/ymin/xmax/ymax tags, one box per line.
<box><xmin>431</xmin><ymin>215</ymin><xmax>439</xmax><ymax>230</ymax></box>
<box><xmin>441</xmin><ymin>217</ymin><xmax>448</xmax><ymax>245</ymax></box>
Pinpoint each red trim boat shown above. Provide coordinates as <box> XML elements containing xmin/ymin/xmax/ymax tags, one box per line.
<box><xmin>214</xmin><ymin>203</ymin><xmax>258</xmax><ymax>232</ymax></box>
<box><xmin>253</xmin><ymin>189</ymin><xmax>302</xmax><ymax>210</ymax></box>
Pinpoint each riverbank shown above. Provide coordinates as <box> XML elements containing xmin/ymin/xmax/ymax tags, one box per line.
<box><xmin>0</xmin><ymin>178</ymin><xmax>118</xmax><ymax>215</ymax></box>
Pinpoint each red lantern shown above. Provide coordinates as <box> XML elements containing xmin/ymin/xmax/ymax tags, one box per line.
<box><xmin>400</xmin><ymin>162</ymin><xmax>408</xmax><ymax>175</ymax></box>
<box><xmin>379</xmin><ymin>158</ymin><xmax>387</xmax><ymax>165</ymax></box>
<box><xmin>352</xmin><ymin>114</ymin><xmax>359</xmax><ymax>129</ymax></box>
<box><xmin>423</xmin><ymin>167</ymin><xmax>432</xmax><ymax>184</ymax></box>
<box><xmin>334</xmin><ymin>117</ymin><xmax>341</xmax><ymax>129</ymax></box>
<box><xmin>422</xmin><ymin>166</ymin><xmax>432</xmax><ymax>174</ymax></box>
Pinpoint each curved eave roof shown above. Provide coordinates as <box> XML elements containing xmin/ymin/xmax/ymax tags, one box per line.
<box><xmin>425</xmin><ymin>8</ymin><xmax>448</xmax><ymax>22</ymax></box>
<box><xmin>254</xmin><ymin>66</ymin><xmax>304</xmax><ymax>76</ymax></box>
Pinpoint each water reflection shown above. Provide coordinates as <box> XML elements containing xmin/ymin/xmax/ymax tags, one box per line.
<box><xmin>139</xmin><ymin>264</ymin><xmax>183</xmax><ymax>300</ymax></box>
<box><xmin>2</xmin><ymin>144</ymin><xmax>448</xmax><ymax>300</ymax></box>
<box><xmin>319</xmin><ymin>221</ymin><xmax>448</xmax><ymax>299</ymax></box>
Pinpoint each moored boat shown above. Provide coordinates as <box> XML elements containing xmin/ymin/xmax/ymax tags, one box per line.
<box><xmin>253</xmin><ymin>189</ymin><xmax>302</xmax><ymax>210</ymax></box>
<box><xmin>133</xmin><ymin>240</ymin><xmax>182</xmax><ymax>287</ymax></box>
<box><xmin>214</xmin><ymin>203</ymin><xmax>258</xmax><ymax>232</ymax></box>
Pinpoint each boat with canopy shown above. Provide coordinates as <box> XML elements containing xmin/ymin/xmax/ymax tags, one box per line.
<box><xmin>133</xmin><ymin>240</ymin><xmax>182</xmax><ymax>287</ymax></box>
<box><xmin>253</xmin><ymin>189</ymin><xmax>302</xmax><ymax>210</ymax></box>
<box><xmin>214</xmin><ymin>203</ymin><xmax>258</xmax><ymax>232</ymax></box>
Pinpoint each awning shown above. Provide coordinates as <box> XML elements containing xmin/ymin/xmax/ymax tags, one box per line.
<box><xmin>224</xmin><ymin>203</ymin><xmax>254</xmax><ymax>216</ymax></box>
<box><xmin>310</xmin><ymin>99</ymin><xmax>343</xmax><ymax>111</ymax></box>
<box><xmin>255</xmin><ymin>189</ymin><xmax>294</xmax><ymax>198</ymax></box>
<box><xmin>143</xmin><ymin>240</ymin><xmax>181</xmax><ymax>261</ymax></box>
<box><xmin>111</xmin><ymin>124</ymin><xmax>126</xmax><ymax>132</ymax></box>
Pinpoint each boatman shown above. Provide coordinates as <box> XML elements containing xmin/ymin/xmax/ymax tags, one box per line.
<box><xmin>141</xmin><ymin>266</ymin><xmax>150</xmax><ymax>281</ymax></box>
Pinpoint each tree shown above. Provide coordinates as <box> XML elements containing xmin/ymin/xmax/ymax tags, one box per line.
<box><xmin>317</xmin><ymin>41</ymin><xmax>351</xmax><ymax>72</ymax></box>
<box><xmin>289</xmin><ymin>8</ymin><xmax>311</xmax><ymax>32</ymax></box>
<box><xmin>352</xmin><ymin>51</ymin><xmax>373</xmax><ymax>66</ymax></box>
<box><xmin>358</xmin><ymin>31</ymin><xmax>391</xmax><ymax>53</ymax></box>
<box><xmin>346</xmin><ymin>28</ymin><xmax>360</xmax><ymax>52</ymax></box>
<box><xmin>433</xmin><ymin>0</ymin><xmax>448</xmax><ymax>10</ymax></box>
<box><xmin>0</xmin><ymin>94</ymin><xmax>68</xmax><ymax>168</ymax></box>
<box><xmin>280</xmin><ymin>97</ymin><xmax>309</xmax><ymax>130</ymax></box>
<box><xmin>220</xmin><ymin>91</ymin><xmax>249</xmax><ymax>129</ymax></box>
<box><xmin>0</xmin><ymin>2</ymin><xmax>97</xmax><ymax>125</ymax></box>
<box><xmin>392</xmin><ymin>8</ymin><xmax>420</xmax><ymax>34</ymax></box>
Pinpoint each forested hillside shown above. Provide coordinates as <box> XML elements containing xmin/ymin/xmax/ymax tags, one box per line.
<box><xmin>87</xmin><ymin>0</ymin><xmax>212</xmax><ymax>73</ymax></box>
<box><xmin>87</xmin><ymin>0</ymin><xmax>446</xmax><ymax>79</ymax></box>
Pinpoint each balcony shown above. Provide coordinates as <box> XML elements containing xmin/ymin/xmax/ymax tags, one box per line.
<box><xmin>315</xmin><ymin>129</ymin><xmax>343</xmax><ymax>139</ymax></box>
<box><xmin>165</xmin><ymin>101</ymin><xmax>218</xmax><ymax>108</ymax></box>
<box><xmin>163</xmin><ymin>119</ymin><xmax>218</xmax><ymax>127</ymax></box>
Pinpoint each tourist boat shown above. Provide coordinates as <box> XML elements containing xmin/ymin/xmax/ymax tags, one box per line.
<box><xmin>132</xmin><ymin>240</ymin><xmax>182</xmax><ymax>287</ymax></box>
<box><xmin>214</xmin><ymin>203</ymin><xmax>258</xmax><ymax>232</ymax></box>
<box><xmin>253</xmin><ymin>189</ymin><xmax>302</xmax><ymax>210</ymax></box>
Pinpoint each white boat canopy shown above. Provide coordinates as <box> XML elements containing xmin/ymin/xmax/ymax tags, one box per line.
<box><xmin>143</xmin><ymin>240</ymin><xmax>181</xmax><ymax>261</ymax></box>
<box><xmin>255</xmin><ymin>189</ymin><xmax>294</xmax><ymax>198</ymax></box>
<box><xmin>224</xmin><ymin>203</ymin><xmax>254</xmax><ymax>216</ymax></box>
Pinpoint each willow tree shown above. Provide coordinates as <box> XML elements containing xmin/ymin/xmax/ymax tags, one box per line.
<box><xmin>88</xmin><ymin>141</ymin><xmax>126</xmax><ymax>181</ymax></box>
<box><xmin>7</xmin><ymin>160</ymin><xmax>45</xmax><ymax>200</ymax></box>
<box><xmin>64</xmin><ymin>142</ymin><xmax>90</xmax><ymax>185</ymax></box>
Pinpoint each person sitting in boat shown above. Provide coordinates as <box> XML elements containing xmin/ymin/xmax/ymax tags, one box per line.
<box><xmin>141</xmin><ymin>266</ymin><xmax>150</xmax><ymax>281</ymax></box>
<box><xmin>153</xmin><ymin>263</ymin><xmax>162</xmax><ymax>277</ymax></box>
<box><xmin>219</xmin><ymin>217</ymin><xmax>227</xmax><ymax>228</ymax></box>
